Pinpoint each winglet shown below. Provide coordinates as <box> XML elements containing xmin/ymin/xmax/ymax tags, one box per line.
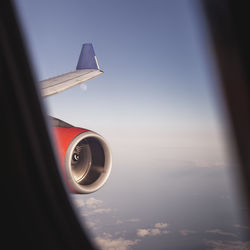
<box><xmin>76</xmin><ymin>43</ymin><xmax>100</xmax><ymax>70</ymax></box>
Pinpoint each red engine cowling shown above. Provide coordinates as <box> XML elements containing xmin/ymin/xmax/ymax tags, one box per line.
<box><xmin>51</xmin><ymin>117</ymin><xmax>112</xmax><ymax>194</ymax></box>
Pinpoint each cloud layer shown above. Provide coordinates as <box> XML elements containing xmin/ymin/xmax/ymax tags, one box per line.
<box><xmin>137</xmin><ymin>222</ymin><xmax>169</xmax><ymax>237</ymax></box>
<box><xmin>179</xmin><ymin>229</ymin><xmax>196</xmax><ymax>236</ymax></box>
<box><xmin>206</xmin><ymin>229</ymin><xmax>237</xmax><ymax>238</ymax></box>
<box><xmin>206</xmin><ymin>240</ymin><xmax>250</xmax><ymax>249</ymax></box>
<box><xmin>71</xmin><ymin>196</ymin><xmax>248</xmax><ymax>250</ymax></box>
<box><xmin>94</xmin><ymin>233</ymin><xmax>140</xmax><ymax>250</ymax></box>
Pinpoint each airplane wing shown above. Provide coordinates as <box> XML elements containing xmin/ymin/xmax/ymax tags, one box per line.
<box><xmin>40</xmin><ymin>43</ymin><xmax>103</xmax><ymax>97</ymax></box>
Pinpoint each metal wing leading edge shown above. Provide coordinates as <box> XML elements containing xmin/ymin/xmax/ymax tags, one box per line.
<box><xmin>40</xmin><ymin>43</ymin><xmax>103</xmax><ymax>97</ymax></box>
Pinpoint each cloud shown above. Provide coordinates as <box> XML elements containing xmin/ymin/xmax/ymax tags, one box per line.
<box><xmin>154</xmin><ymin>222</ymin><xmax>168</xmax><ymax>229</ymax></box>
<box><xmin>73</xmin><ymin>197</ymin><xmax>169</xmax><ymax>247</ymax></box>
<box><xmin>137</xmin><ymin>222</ymin><xmax>169</xmax><ymax>237</ymax></box>
<box><xmin>179</xmin><ymin>229</ymin><xmax>196</xmax><ymax>236</ymax></box>
<box><xmin>127</xmin><ymin>218</ymin><xmax>140</xmax><ymax>223</ymax></box>
<box><xmin>192</xmin><ymin>160</ymin><xmax>226</xmax><ymax>168</ymax></box>
<box><xmin>151</xmin><ymin>228</ymin><xmax>161</xmax><ymax>236</ymax></box>
<box><xmin>115</xmin><ymin>218</ymin><xmax>140</xmax><ymax>224</ymax></box>
<box><xmin>76</xmin><ymin>197</ymin><xmax>112</xmax><ymax>216</ymax></box>
<box><xmin>75</xmin><ymin>197</ymin><xmax>111</xmax><ymax>216</ymax></box>
<box><xmin>72</xmin><ymin>198</ymin><xmax>85</xmax><ymax>208</ymax></box>
<box><xmin>234</xmin><ymin>224</ymin><xmax>250</xmax><ymax>230</ymax></box>
<box><xmin>93</xmin><ymin>208</ymin><xmax>112</xmax><ymax>214</ymax></box>
<box><xmin>115</xmin><ymin>230</ymin><xmax>127</xmax><ymax>237</ymax></box>
<box><xmin>206</xmin><ymin>229</ymin><xmax>237</xmax><ymax>238</ymax></box>
<box><xmin>137</xmin><ymin>228</ymin><xmax>169</xmax><ymax>237</ymax></box>
<box><xmin>162</xmin><ymin>230</ymin><xmax>169</xmax><ymax>234</ymax></box>
<box><xmin>85</xmin><ymin>198</ymin><xmax>103</xmax><ymax>209</ymax></box>
<box><xmin>206</xmin><ymin>240</ymin><xmax>250</xmax><ymax>250</ymax></box>
<box><xmin>116</xmin><ymin>219</ymin><xmax>123</xmax><ymax>224</ymax></box>
<box><xmin>94</xmin><ymin>233</ymin><xmax>140</xmax><ymax>250</ymax></box>
<box><xmin>137</xmin><ymin>229</ymin><xmax>150</xmax><ymax>237</ymax></box>
<box><xmin>81</xmin><ymin>208</ymin><xmax>112</xmax><ymax>216</ymax></box>
<box><xmin>84</xmin><ymin>220</ymin><xmax>99</xmax><ymax>230</ymax></box>
<box><xmin>71</xmin><ymin>197</ymin><xmax>104</xmax><ymax>210</ymax></box>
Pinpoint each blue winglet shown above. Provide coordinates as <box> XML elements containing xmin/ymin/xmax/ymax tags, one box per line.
<box><xmin>76</xmin><ymin>43</ymin><xmax>100</xmax><ymax>70</ymax></box>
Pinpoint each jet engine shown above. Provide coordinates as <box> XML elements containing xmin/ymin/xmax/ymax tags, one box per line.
<box><xmin>50</xmin><ymin>117</ymin><xmax>112</xmax><ymax>194</ymax></box>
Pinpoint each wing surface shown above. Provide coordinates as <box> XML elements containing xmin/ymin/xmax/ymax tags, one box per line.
<box><xmin>40</xmin><ymin>43</ymin><xmax>103</xmax><ymax>97</ymax></box>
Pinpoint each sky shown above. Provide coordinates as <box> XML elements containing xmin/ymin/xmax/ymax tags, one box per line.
<box><xmin>15</xmin><ymin>0</ymin><xmax>250</xmax><ymax>249</ymax></box>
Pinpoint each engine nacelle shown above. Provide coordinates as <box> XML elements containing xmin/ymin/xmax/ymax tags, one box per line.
<box><xmin>51</xmin><ymin>118</ymin><xmax>112</xmax><ymax>194</ymax></box>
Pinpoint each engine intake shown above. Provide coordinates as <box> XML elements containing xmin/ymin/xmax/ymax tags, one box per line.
<box><xmin>65</xmin><ymin>131</ymin><xmax>112</xmax><ymax>193</ymax></box>
<box><xmin>51</xmin><ymin>117</ymin><xmax>112</xmax><ymax>194</ymax></box>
